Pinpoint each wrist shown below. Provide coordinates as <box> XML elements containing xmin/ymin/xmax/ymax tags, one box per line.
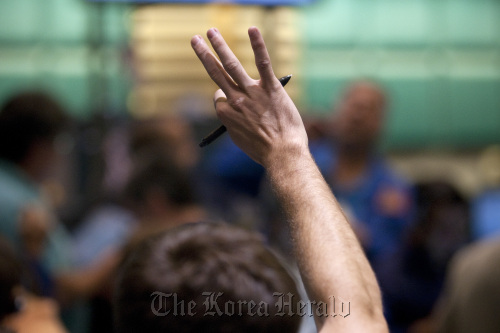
<box><xmin>264</xmin><ymin>142</ymin><xmax>313</xmax><ymax>178</ymax></box>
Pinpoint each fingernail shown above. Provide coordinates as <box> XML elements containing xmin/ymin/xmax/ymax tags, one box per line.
<box><xmin>191</xmin><ymin>35</ymin><xmax>202</xmax><ymax>45</ymax></box>
<box><xmin>248</xmin><ymin>26</ymin><xmax>258</xmax><ymax>35</ymax></box>
<box><xmin>207</xmin><ymin>27</ymin><xmax>218</xmax><ymax>38</ymax></box>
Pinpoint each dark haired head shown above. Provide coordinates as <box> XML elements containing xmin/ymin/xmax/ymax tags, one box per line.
<box><xmin>409</xmin><ymin>181</ymin><xmax>470</xmax><ymax>269</ymax></box>
<box><xmin>114</xmin><ymin>222</ymin><xmax>301</xmax><ymax>333</ymax></box>
<box><xmin>0</xmin><ymin>91</ymin><xmax>68</xmax><ymax>164</ymax></box>
<box><xmin>414</xmin><ymin>181</ymin><xmax>470</xmax><ymax>236</ymax></box>
<box><xmin>125</xmin><ymin>155</ymin><xmax>195</xmax><ymax>209</ymax></box>
<box><xmin>129</xmin><ymin>116</ymin><xmax>198</xmax><ymax>170</ymax></box>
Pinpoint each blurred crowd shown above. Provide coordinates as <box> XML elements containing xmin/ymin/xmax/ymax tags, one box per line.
<box><xmin>0</xmin><ymin>82</ymin><xmax>499</xmax><ymax>333</ymax></box>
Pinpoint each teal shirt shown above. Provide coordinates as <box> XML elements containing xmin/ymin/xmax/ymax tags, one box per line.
<box><xmin>0</xmin><ymin>159</ymin><xmax>71</xmax><ymax>273</ymax></box>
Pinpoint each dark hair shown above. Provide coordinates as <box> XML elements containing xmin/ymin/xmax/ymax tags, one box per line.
<box><xmin>128</xmin><ymin>118</ymin><xmax>177</xmax><ymax>166</ymax></box>
<box><xmin>410</xmin><ymin>181</ymin><xmax>470</xmax><ymax>267</ymax></box>
<box><xmin>125</xmin><ymin>155</ymin><xmax>195</xmax><ymax>207</ymax></box>
<box><xmin>414</xmin><ymin>181</ymin><xmax>470</xmax><ymax>236</ymax></box>
<box><xmin>114</xmin><ymin>222</ymin><xmax>301</xmax><ymax>333</ymax></box>
<box><xmin>0</xmin><ymin>91</ymin><xmax>68</xmax><ymax>163</ymax></box>
<box><xmin>0</xmin><ymin>237</ymin><xmax>23</xmax><ymax>321</ymax></box>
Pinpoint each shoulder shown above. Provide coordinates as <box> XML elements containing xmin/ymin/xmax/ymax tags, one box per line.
<box><xmin>454</xmin><ymin>238</ymin><xmax>500</xmax><ymax>267</ymax></box>
<box><xmin>449</xmin><ymin>238</ymin><xmax>500</xmax><ymax>285</ymax></box>
<box><xmin>0</xmin><ymin>165</ymin><xmax>39</xmax><ymax>203</ymax></box>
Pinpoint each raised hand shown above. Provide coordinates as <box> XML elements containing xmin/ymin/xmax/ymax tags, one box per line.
<box><xmin>191</xmin><ymin>27</ymin><xmax>388</xmax><ymax>333</ymax></box>
<box><xmin>191</xmin><ymin>27</ymin><xmax>308</xmax><ymax>167</ymax></box>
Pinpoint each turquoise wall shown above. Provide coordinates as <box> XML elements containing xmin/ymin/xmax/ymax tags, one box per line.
<box><xmin>302</xmin><ymin>0</ymin><xmax>500</xmax><ymax>149</ymax></box>
<box><xmin>0</xmin><ymin>0</ymin><xmax>498</xmax><ymax>148</ymax></box>
<box><xmin>0</xmin><ymin>0</ymin><xmax>130</xmax><ymax>118</ymax></box>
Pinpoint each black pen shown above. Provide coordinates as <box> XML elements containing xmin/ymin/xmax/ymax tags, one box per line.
<box><xmin>199</xmin><ymin>74</ymin><xmax>292</xmax><ymax>147</ymax></box>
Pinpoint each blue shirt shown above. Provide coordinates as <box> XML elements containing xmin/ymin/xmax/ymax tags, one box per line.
<box><xmin>203</xmin><ymin>136</ymin><xmax>265</xmax><ymax>197</ymax></box>
<box><xmin>0</xmin><ymin>160</ymin><xmax>71</xmax><ymax>274</ymax></box>
<box><xmin>472</xmin><ymin>188</ymin><xmax>500</xmax><ymax>240</ymax></box>
<box><xmin>72</xmin><ymin>204</ymin><xmax>136</xmax><ymax>267</ymax></box>
<box><xmin>311</xmin><ymin>142</ymin><xmax>415</xmax><ymax>262</ymax></box>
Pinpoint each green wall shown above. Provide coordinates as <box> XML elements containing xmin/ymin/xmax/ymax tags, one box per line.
<box><xmin>302</xmin><ymin>0</ymin><xmax>500</xmax><ymax>149</ymax></box>
<box><xmin>0</xmin><ymin>0</ymin><xmax>499</xmax><ymax>148</ymax></box>
<box><xmin>0</xmin><ymin>0</ymin><xmax>130</xmax><ymax>118</ymax></box>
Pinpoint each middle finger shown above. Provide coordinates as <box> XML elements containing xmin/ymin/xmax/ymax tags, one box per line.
<box><xmin>207</xmin><ymin>28</ymin><xmax>254</xmax><ymax>88</ymax></box>
<box><xmin>191</xmin><ymin>35</ymin><xmax>237</xmax><ymax>95</ymax></box>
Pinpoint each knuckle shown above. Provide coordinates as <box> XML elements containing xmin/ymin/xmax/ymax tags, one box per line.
<box><xmin>215</xmin><ymin>104</ymin><xmax>230</xmax><ymax>119</ymax></box>
<box><xmin>200</xmin><ymin>50</ymin><xmax>211</xmax><ymax>62</ymax></box>
<box><xmin>207</xmin><ymin>67</ymin><xmax>220</xmax><ymax>80</ymax></box>
<box><xmin>251</xmin><ymin>39</ymin><xmax>264</xmax><ymax>51</ymax></box>
<box><xmin>228</xmin><ymin>96</ymin><xmax>245</xmax><ymax>110</ymax></box>
<box><xmin>225</xmin><ymin>60</ymin><xmax>239</xmax><ymax>73</ymax></box>
<box><xmin>212</xmin><ymin>38</ymin><xmax>223</xmax><ymax>48</ymax></box>
<box><xmin>255</xmin><ymin>58</ymin><xmax>271</xmax><ymax>71</ymax></box>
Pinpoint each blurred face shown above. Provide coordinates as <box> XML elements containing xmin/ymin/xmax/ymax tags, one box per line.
<box><xmin>157</xmin><ymin>117</ymin><xmax>199</xmax><ymax>170</ymax></box>
<box><xmin>131</xmin><ymin>117</ymin><xmax>199</xmax><ymax>170</ymax></box>
<box><xmin>331</xmin><ymin>82</ymin><xmax>386</xmax><ymax>151</ymax></box>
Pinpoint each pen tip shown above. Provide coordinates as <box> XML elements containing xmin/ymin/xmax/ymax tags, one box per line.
<box><xmin>279</xmin><ymin>74</ymin><xmax>292</xmax><ymax>87</ymax></box>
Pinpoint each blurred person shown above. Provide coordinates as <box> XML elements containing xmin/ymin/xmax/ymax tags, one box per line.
<box><xmin>313</xmin><ymin>80</ymin><xmax>415</xmax><ymax>263</ymax></box>
<box><xmin>129</xmin><ymin>115</ymin><xmax>206</xmax><ymax>218</ymax></box>
<box><xmin>425</xmin><ymin>147</ymin><xmax>500</xmax><ymax>331</ymax></box>
<box><xmin>376</xmin><ymin>181</ymin><xmax>470</xmax><ymax>332</ymax></box>
<box><xmin>311</xmin><ymin>82</ymin><xmax>415</xmax><ymax>328</ymax></box>
<box><xmin>113</xmin><ymin>26</ymin><xmax>389</xmax><ymax>332</ymax></box>
<box><xmin>264</xmin><ymin>82</ymin><xmax>415</xmax><ymax>262</ymax></box>
<box><xmin>129</xmin><ymin>115</ymin><xmax>199</xmax><ymax>171</ymax></box>
<box><xmin>114</xmin><ymin>222</ymin><xmax>301</xmax><ymax>333</ymax></box>
<box><xmin>432</xmin><ymin>236</ymin><xmax>500</xmax><ymax>333</ymax></box>
<box><xmin>0</xmin><ymin>91</ymin><xmax>121</xmax><ymax>332</ymax></box>
<box><xmin>72</xmin><ymin>115</ymin><xmax>201</xmax><ymax>257</ymax></box>
<box><xmin>0</xmin><ymin>91</ymin><xmax>71</xmax><ymax>295</ymax></box>
<box><xmin>70</xmin><ymin>121</ymin><xmax>136</xmax><ymax>277</ymax></box>
<box><xmin>71</xmin><ymin>116</ymin><xmax>202</xmax><ymax>332</ymax></box>
<box><xmin>0</xmin><ymin>236</ymin><xmax>67</xmax><ymax>333</ymax></box>
<box><xmin>124</xmin><ymin>154</ymin><xmax>207</xmax><ymax>247</ymax></box>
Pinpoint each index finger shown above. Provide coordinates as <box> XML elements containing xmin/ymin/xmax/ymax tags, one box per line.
<box><xmin>191</xmin><ymin>35</ymin><xmax>237</xmax><ymax>95</ymax></box>
<box><xmin>248</xmin><ymin>27</ymin><xmax>277</xmax><ymax>87</ymax></box>
<box><xmin>207</xmin><ymin>28</ymin><xmax>254</xmax><ymax>88</ymax></box>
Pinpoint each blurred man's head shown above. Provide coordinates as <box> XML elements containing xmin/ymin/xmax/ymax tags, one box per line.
<box><xmin>331</xmin><ymin>80</ymin><xmax>387</xmax><ymax>153</ymax></box>
<box><xmin>0</xmin><ymin>91</ymin><xmax>68</xmax><ymax>180</ymax></box>
<box><xmin>124</xmin><ymin>155</ymin><xmax>196</xmax><ymax>222</ymax></box>
<box><xmin>114</xmin><ymin>222</ymin><xmax>301</xmax><ymax>333</ymax></box>
<box><xmin>130</xmin><ymin>116</ymin><xmax>198</xmax><ymax>170</ymax></box>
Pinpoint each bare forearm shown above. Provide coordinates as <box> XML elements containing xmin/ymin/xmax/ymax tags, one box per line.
<box><xmin>267</xmin><ymin>147</ymin><xmax>386</xmax><ymax>331</ymax></box>
<box><xmin>190</xmin><ymin>26</ymin><xmax>387</xmax><ymax>331</ymax></box>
